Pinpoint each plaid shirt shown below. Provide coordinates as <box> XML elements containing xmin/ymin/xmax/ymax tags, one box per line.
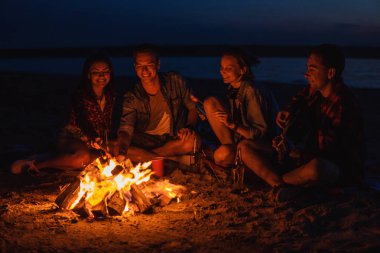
<box><xmin>316</xmin><ymin>83</ymin><xmax>365</xmax><ymax>184</ymax></box>
<box><xmin>283</xmin><ymin>83</ymin><xmax>365</xmax><ymax>185</ymax></box>
<box><xmin>67</xmin><ymin>90</ymin><xmax>116</xmax><ymax>142</ymax></box>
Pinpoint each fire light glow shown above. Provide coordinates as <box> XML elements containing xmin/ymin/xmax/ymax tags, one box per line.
<box><xmin>66</xmin><ymin>157</ymin><xmax>185</xmax><ymax>217</ymax></box>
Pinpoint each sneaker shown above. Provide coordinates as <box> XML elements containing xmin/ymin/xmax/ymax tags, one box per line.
<box><xmin>11</xmin><ymin>159</ymin><xmax>39</xmax><ymax>175</ymax></box>
<box><xmin>271</xmin><ymin>184</ymin><xmax>302</xmax><ymax>203</ymax></box>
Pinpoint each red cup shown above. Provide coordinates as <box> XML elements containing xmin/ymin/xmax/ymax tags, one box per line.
<box><xmin>151</xmin><ymin>158</ymin><xmax>164</xmax><ymax>178</ymax></box>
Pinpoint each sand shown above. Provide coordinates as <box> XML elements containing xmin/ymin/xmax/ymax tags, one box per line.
<box><xmin>0</xmin><ymin>72</ymin><xmax>379</xmax><ymax>252</ymax></box>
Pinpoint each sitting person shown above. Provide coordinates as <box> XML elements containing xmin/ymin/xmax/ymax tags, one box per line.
<box><xmin>238</xmin><ymin>44</ymin><xmax>366</xmax><ymax>199</ymax></box>
<box><xmin>116</xmin><ymin>44</ymin><xmax>199</xmax><ymax>163</ymax></box>
<box><xmin>11</xmin><ymin>52</ymin><xmax>117</xmax><ymax>174</ymax></box>
<box><xmin>203</xmin><ymin>47</ymin><xmax>279</xmax><ymax>167</ymax></box>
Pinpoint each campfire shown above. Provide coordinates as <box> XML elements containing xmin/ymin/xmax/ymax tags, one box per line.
<box><xmin>55</xmin><ymin>156</ymin><xmax>186</xmax><ymax>220</ymax></box>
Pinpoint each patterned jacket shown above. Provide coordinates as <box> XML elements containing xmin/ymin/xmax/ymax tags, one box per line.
<box><xmin>66</xmin><ymin>89</ymin><xmax>116</xmax><ymax>142</ymax></box>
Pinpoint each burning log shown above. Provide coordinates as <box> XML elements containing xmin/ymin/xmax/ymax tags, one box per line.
<box><xmin>130</xmin><ymin>184</ymin><xmax>153</xmax><ymax>213</ymax></box>
<box><xmin>107</xmin><ymin>192</ymin><xmax>127</xmax><ymax>216</ymax></box>
<box><xmin>55</xmin><ymin>157</ymin><xmax>185</xmax><ymax>218</ymax></box>
<box><xmin>55</xmin><ymin>179</ymin><xmax>83</xmax><ymax>210</ymax></box>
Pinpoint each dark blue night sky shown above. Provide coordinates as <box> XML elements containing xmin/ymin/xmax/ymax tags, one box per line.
<box><xmin>1</xmin><ymin>0</ymin><xmax>380</xmax><ymax>48</ymax></box>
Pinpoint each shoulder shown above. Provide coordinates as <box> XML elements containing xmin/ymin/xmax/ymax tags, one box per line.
<box><xmin>162</xmin><ymin>71</ymin><xmax>186</xmax><ymax>85</ymax></box>
<box><xmin>243</xmin><ymin>81</ymin><xmax>269</xmax><ymax>99</ymax></box>
<box><xmin>123</xmin><ymin>90</ymin><xmax>137</xmax><ymax>100</ymax></box>
<box><xmin>337</xmin><ymin>84</ymin><xmax>361</xmax><ymax>112</ymax></box>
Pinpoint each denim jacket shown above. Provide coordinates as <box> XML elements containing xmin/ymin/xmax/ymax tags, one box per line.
<box><xmin>229</xmin><ymin>80</ymin><xmax>279</xmax><ymax>141</ymax></box>
<box><xmin>119</xmin><ymin>72</ymin><xmax>196</xmax><ymax>137</ymax></box>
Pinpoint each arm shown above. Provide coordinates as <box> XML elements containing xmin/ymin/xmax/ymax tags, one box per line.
<box><xmin>243</xmin><ymin>88</ymin><xmax>271</xmax><ymax>140</ymax></box>
<box><xmin>117</xmin><ymin>131</ymin><xmax>132</xmax><ymax>156</ymax></box>
<box><xmin>117</xmin><ymin>92</ymin><xmax>137</xmax><ymax>155</ymax></box>
<box><xmin>186</xmin><ymin>107</ymin><xmax>198</xmax><ymax>128</ymax></box>
<box><xmin>178</xmin><ymin>74</ymin><xmax>198</xmax><ymax>128</ymax></box>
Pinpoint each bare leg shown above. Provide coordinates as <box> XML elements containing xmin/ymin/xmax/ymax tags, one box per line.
<box><xmin>11</xmin><ymin>138</ymin><xmax>98</xmax><ymax>174</ymax></box>
<box><xmin>238</xmin><ymin>139</ymin><xmax>283</xmax><ymax>187</ymax></box>
<box><xmin>282</xmin><ymin>158</ymin><xmax>340</xmax><ymax>186</ymax></box>
<box><xmin>204</xmin><ymin>97</ymin><xmax>234</xmax><ymax>144</ymax></box>
<box><xmin>127</xmin><ymin>133</ymin><xmax>199</xmax><ymax>163</ymax></box>
<box><xmin>153</xmin><ymin>134</ymin><xmax>197</xmax><ymax>156</ymax></box>
<box><xmin>36</xmin><ymin>138</ymin><xmax>97</xmax><ymax>170</ymax></box>
<box><xmin>127</xmin><ymin>146</ymin><xmax>157</xmax><ymax>163</ymax></box>
<box><xmin>214</xmin><ymin>144</ymin><xmax>236</xmax><ymax>167</ymax></box>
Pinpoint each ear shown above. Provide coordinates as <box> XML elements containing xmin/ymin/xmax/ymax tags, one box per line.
<box><xmin>240</xmin><ymin>66</ymin><xmax>247</xmax><ymax>76</ymax></box>
<box><xmin>327</xmin><ymin>68</ymin><xmax>336</xmax><ymax>80</ymax></box>
<box><xmin>157</xmin><ymin>60</ymin><xmax>161</xmax><ymax>70</ymax></box>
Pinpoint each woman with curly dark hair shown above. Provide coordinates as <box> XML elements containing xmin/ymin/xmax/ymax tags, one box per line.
<box><xmin>11</xmin><ymin>52</ymin><xmax>117</xmax><ymax>174</ymax></box>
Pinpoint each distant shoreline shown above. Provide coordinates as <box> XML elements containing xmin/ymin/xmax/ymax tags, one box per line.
<box><xmin>1</xmin><ymin>45</ymin><xmax>380</xmax><ymax>59</ymax></box>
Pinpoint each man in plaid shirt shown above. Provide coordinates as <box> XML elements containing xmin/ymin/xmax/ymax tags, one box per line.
<box><xmin>238</xmin><ymin>44</ymin><xmax>366</xmax><ymax>200</ymax></box>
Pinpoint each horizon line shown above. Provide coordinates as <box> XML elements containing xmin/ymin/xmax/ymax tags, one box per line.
<box><xmin>1</xmin><ymin>44</ymin><xmax>380</xmax><ymax>59</ymax></box>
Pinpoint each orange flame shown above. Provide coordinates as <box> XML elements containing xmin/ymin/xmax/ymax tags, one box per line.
<box><xmin>68</xmin><ymin>157</ymin><xmax>185</xmax><ymax>216</ymax></box>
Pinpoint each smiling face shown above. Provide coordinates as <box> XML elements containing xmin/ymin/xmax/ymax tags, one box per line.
<box><xmin>88</xmin><ymin>61</ymin><xmax>111</xmax><ymax>90</ymax></box>
<box><xmin>134</xmin><ymin>51</ymin><xmax>160</xmax><ymax>85</ymax></box>
<box><xmin>304</xmin><ymin>53</ymin><xmax>331</xmax><ymax>93</ymax></box>
<box><xmin>220</xmin><ymin>55</ymin><xmax>245</xmax><ymax>88</ymax></box>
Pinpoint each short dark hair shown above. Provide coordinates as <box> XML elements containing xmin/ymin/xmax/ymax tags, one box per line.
<box><xmin>132</xmin><ymin>44</ymin><xmax>159</xmax><ymax>62</ymax></box>
<box><xmin>309</xmin><ymin>44</ymin><xmax>345</xmax><ymax>80</ymax></box>
<box><xmin>222</xmin><ymin>47</ymin><xmax>259</xmax><ymax>81</ymax></box>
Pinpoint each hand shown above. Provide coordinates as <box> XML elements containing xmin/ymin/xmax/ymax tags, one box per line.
<box><xmin>198</xmin><ymin>113</ymin><xmax>207</xmax><ymax>121</ymax></box>
<box><xmin>272</xmin><ymin>135</ymin><xmax>284</xmax><ymax>150</ymax></box>
<box><xmin>116</xmin><ymin>154</ymin><xmax>127</xmax><ymax>163</ymax></box>
<box><xmin>190</xmin><ymin>95</ymin><xmax>200</xmax><ymax>103</ymax></box>
<box><xmin>177</xmin><ymin>128</ymin><xmax>194</xmax><ymax>142</ymax></box>
<box><xmin>213</xmin><ymin>111</ymin><xmax>234</xmax><ymax>128</ymax></box>
<box><xmin>276</xmin><ymin>111</ymin><xmax>290</xmax><ymax>129</ymax></box>
<box><xmin>90</xmin><ymin>137</ymin><xmax>103</xmax><ymax>150</ymax></box>
<box><xmin>108</xmin><ymin>139</ymin><xmax>120</xmax><ymax>157</ymax></box>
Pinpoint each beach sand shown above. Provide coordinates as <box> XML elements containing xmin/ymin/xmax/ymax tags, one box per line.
<box><xmin>0</xmin><ymin>72</ymin><xmax>379</xmax><ymax>252</ymax></box>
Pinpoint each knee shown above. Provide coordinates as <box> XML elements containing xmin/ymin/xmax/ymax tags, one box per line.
<box><xmin>237</xmin><ymin>139</ymin><xmax>259</xmax><ymax>161</ymax></box>
<box><xmin>178</xmin><ymin>134</ymin><xmax>199</xmax><ymax>154</ymax></box>
<box><xmin>214</xmin><ymin>145</ymin><xmax>235</xmax><ymax>166</ymax></box>
<box><xmin>204</xmin><ymin>96</ymin><xmax>219</xmax><ymax>113</ymax></box>
<box><xmin>181</xmin><ymin>139</ymin><xmax>195</xmax><ymax>154</ymax></box>
<box><xmin>307</xmin><ymin>158</ymin><xmax>339</xmax><ymax>183</ymax></box>
<box><xmin>237</xmin><ymin>139</ymin><xmax>252</xmax><ymax>153</ymax></box>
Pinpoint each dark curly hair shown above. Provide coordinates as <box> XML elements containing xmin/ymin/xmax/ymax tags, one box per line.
<box><xmin>80</xmin><ymin>52</ymin><xmax>115</xmax><ymax>96</ymax></box>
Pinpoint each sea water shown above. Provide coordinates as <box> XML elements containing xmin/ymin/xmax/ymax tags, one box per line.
<box><xmin>1</xmin><ymin>57</ymin><xmax>379</xmax><ymax>88</ymax></box>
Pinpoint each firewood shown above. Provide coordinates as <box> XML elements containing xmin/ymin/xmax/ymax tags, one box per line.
<box><xmin>158</xmin><ymin>194</ymin><xmax>174</xmax><ymax>206</ymax></box>
<box><xmin>55</xmin><ymin>179</ymin><xmax>83</xmax><ymax>210</ymax></box>
<box><xmin>107</xmin><ymin>192</ymin><xmax>126</xmax><ymax>215</ymax></box>
<box><xmin>130</xmin><ymin>184</ymin><xmax>153</xmax><ymax>213</ymax></box>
